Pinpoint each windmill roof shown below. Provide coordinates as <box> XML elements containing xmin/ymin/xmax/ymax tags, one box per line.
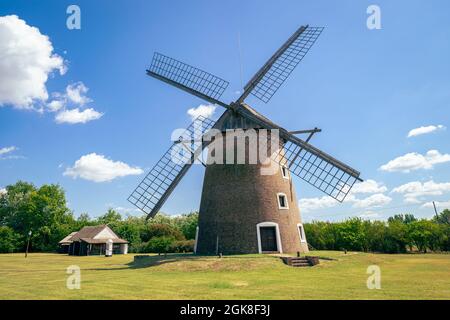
<box><xmin>240</xmin><ymin>103</ymin><xmax>282</xmax><ymax>130</ymax></box>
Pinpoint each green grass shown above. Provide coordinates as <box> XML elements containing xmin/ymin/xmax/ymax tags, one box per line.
<box><xmin>0</xmin><ymin>251</ymin><xmax>449</xmax><ymax>299</ymax></box>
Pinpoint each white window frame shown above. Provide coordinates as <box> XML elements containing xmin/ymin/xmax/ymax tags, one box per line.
<box><xmin>256</xmin><ymin>222</ymin><xmax>283</xmax><ymax>254</ymax></box>
<box><xmin>280</xmin><ymin>165</ymin><xmax>290</xmax><ymax>180</ymax></box>
<box><xmin>277</xmin><ymin>192</ymin><xmax>289</xmax><ymax>210</ymax></box>
<box><xmin>297</xmin><ymin>223</ymin><xmax>307</xmax><ymax>243</ymax></box>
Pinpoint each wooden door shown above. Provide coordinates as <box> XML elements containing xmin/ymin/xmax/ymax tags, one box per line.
<box><xmin>260</xmin><ymin>227</ymin><xmax>277</xmax><ymax>252</ymax></box>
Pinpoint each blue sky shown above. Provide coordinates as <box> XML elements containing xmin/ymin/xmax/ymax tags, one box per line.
<box><xmin>1</xmin><ymin>0</ymin><xmax>450</xmax><ymax>221</ymax></box>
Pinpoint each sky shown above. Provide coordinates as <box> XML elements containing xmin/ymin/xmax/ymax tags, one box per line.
<box><xmin>1</xmin><ymin>0</ymin><xmax>450</xmax><ymax>221</ymax></box>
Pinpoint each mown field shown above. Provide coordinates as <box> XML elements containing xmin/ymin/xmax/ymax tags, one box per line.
<box><xmin>0</xmin><ymin>251</ymin><xmax>449</xmax><ymax>299</ymax></box>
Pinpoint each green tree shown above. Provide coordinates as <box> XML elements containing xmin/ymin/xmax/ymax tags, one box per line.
<box><xmin>146</xmin><ymin>236</ymin><xmax>175</xmax><ymax>255</ymax></box>
<box><xmin>408</xmin><ymin>220</ymin><xmax>445</xmax><ymax>252</ymax></box>
<box><xmin>0</xmin><ymin>181</ymin><xmax>75</xmax><ymax>251</ymax></box>
<box><xmin>385</xmin><ymin>219</ymin><xmax>409</xmax><ymax>253</ymax></box>
<box><xmin>97</xmin><ymin>208</ymin><xmax>122</xmax><ymax>225</ymax></box>
<box><xmin>175</xmin><ymin>212</ymin><xmax>198</xmax><ymax>240</ymax></box>
<box><xmin>141</xmin><ymin>223</ymin><xmax>184</xmax><ymax>242</ymax></box>
<box><xmin>335</xmin><ymin>218</ymin><xmax>367</xmax><ymax>251</ymax></box>
<box><xmin>388</xmin><ymin>214</ymin><xmax>417</xmax><ymax>224</ymax></box>
<box><xmin>0</xmin><ymin>226</ymin><xmax>20</xmax><ymax>253</ymax></box>
<box><xmin>434</xmin><ymin>209</ymin><xmax>450</xmax><ymax>225</ymax></box>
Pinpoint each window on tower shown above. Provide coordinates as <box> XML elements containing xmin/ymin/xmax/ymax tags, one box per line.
<box><xmin>277</xmin><ymin>193</ymin><xmax>289</xmax><ymax>209</ymax></box>
<box><xmin>281</xmin><ymin>165</ymin><xmax>289</xmax><ymax>179</ymax></box>
<box><xmin>298</xmin><ymin>224</ymin><xmax>306</xmax><ymax>242</ymax></box>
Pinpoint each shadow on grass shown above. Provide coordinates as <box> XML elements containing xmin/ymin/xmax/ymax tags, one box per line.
<box><xmin>127</xmin><ymin>253</ymin><xmax>207</xmax><ymax>269</ymax></box>
<box><xmin>126</xmin><ymin>253</ymin><xmax>284</xmax><ymax>269</ymax></box>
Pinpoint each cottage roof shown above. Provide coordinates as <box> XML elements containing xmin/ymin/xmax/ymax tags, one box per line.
<box><xmin>80</xmin><ymin>238</ymin><xmax>128</xmax><ymax>244</ymax></box>
<box><xmin>58</xmin><ymin>232</ymin><xmax>78</xmax><ymax>244</ymax></box>
<box><xmin>59</xmin><ymin>225</ymin><xmax>128</xmax><ymax>245</ymax></box>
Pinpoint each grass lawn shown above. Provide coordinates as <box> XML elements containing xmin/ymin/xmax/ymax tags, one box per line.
<box><xmin>0</xmin><ymin>251</ymin><xmax>449</xmax><ymax>299</ymax></box>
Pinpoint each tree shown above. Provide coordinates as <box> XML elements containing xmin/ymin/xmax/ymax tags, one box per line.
<box><xmin>388</xmin><ymin>214</ymin><xmax>417</xmax><ymax>224</ymax></box>
<box><xmin>114</xmin><ymin>216</ymin><xmax>142</xmax><ymax>252</ymax></box>
<box><xmin>334</xmin><ymin>218</ymin><xmax>367</xmax><ymax>251</ymax></box>
<box><xmin>434</xmin><ymin>209</ymin><xmax>450</xmax><ymax>225</ymax></box>
<box><xmin>0</xmin><ymin>181</ymin><xmax>75</xmax><ymax>251</ymax></box>
<box><xmin>408</xmin><ymin>220</ymin><xmax>445</xmax><ymax>252</ymax></box>
<box><xmin>0</xmin><ymin>226</ymin><xmax>20</xmax><ymax>253</ymax></box>
<box><xmin>141</xmin><ymin>223</ymin><xmax>184</xmax><ymax>242</ymax></box>
<box><xmin>385</xmin><ymin>219</ymin><xmax>409</xmax><ymax>253</ymax></box>
<box><xmin>76</xmin><ymin>213</ymin><xmax>94</xmax><ymax>229</ymax></box>
<box><xmin>175</xmin><ymin>212</ymin><xmax>199</xmax><ymax>240</ymax></box>
<box><xmin>146</xmin><ymin>236</ymin><xmax>175</xmax><ymax>255</ymax></box>
<box><xmin>97</xmin><ymin>209</ymin><xmax>122</xmax><ymax>225</ymax></box>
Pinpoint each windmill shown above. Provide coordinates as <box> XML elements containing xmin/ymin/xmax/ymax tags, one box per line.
<box><xmin>128</xmin><ymin>25</ymin><xmax>362</xmax><ymax>254</ymax></box>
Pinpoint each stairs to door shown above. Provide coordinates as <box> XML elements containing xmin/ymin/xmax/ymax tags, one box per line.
<box><xmin>280</xmin><ymin>256</ymin><xmax>320</xmax><ymax>267</ymax></box>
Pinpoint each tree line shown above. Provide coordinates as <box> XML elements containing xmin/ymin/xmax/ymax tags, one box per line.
<box><xmin>0</xmin><ymin>181</ymin><xmax>197</xmax><ymax>253</ymax></box>
<box><xmin>304</xmin><ymin>212</ymin><xmax>450</xmax><ymax>253</ymax></box>
<box><xmin>1</xmin><ymin>181</ymin><xmax>449</xmax><ymax>254</ymax></box>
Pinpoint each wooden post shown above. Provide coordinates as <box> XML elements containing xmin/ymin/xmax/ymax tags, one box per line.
<box><xmin>432</xmin><ymin>201</ymin><xmax>439</xmax><ymax>219</ymax></box>
<box><xmin>25</xmin><ymin>230</ymin><xmax>32</xmax><ymax>258</ymax></box>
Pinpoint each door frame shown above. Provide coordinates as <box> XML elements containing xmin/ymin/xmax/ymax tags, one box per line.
<box><xmin>256</xmin><ymin>222</ymin><xmax>283</xmax><ymax>254</ymax></box>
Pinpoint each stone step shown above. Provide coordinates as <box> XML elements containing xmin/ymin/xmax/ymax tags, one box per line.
<box><xmin>291</xmin><ymin>262</ymin><xmax>311</xmax><ymax>267</ymax></box>
<box><xmin>280</xmin><ymin>256</ymin><xmax>320</xmax><ymax>267</ymax></box>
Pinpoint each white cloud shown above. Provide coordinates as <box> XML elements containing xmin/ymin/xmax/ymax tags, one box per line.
<box><xmin>351</xmin><ymin>180</ymin><xmax>387</xmax><ymax>194</ymax></box>
<box><xmin>64</xmin><ymin>153</ymin><xmax>143</xmax><ymax>182</ymax></box>
<box><xmin>47</xmin><ymin>82</ymin><xmax>103</xmax><ymax>124</ymax></box>
<box><xmin>187</xmin><ymin>104</ymin><xmax>216</xmax><ymax>120</ymax></box>
<box><xmin>65</xmin><ymin>82</ymin><xmax>92</xmax><ymax>106</ymax></box>
<box><xmin>407</xmin><ymin>125</ymin><xmax>446</xmax><ymax>138</ymax></box>
<box><xmin>392</xmin><ymin>180</ymin><xmax>450</xmax><ymax>203</ymax></box>
<box><xmin>0</xmin><ymin>146</ymin><xmax>17</xmax><ymax>156</ymax></box>
<box><xmin>299</xmin><ymin>180</ymin><xmax>391</xmax><ymax>212</ymax></box>
<box><xmin>112</xmin><ymin>206</ymin><xmax>141</xmax><ymax>214</ymax></box>
<box><xmin>47</xmin><ymin>99</ymin><xmax>64</xmax><ymax>112</ymax></box>
<box><xmin>299</xmin><ymin>196</ymin><xmax>338</xmax><ymax>212</ymax></box>
<box><xmin>0</xmin><ymin>146</ymin><xmax>23</xmax><ymax>160</ymax></box>
<box><xmin>358</xmin><ymin>211</ymin><xmax>381</xmax><ymax>220</ymax></box>
<box><xmin>55</xmin><ymin>108</ymin><xmax>103</xmax><ymax>124</ymax></box>
<box><xmin>380</xmin><ymin>150</ymin><xmax>450</xmax><ymax>173</ymax></box>
<box><xmin>352</xmin><ymin>193</ymin><xmax>392</xmax><ymax>208</ymax></box>
<box><xmin>0</xmin><ymin>188</ymin><xmax>6</xmax><ymax>195</ymax></box>
<box><xmin>422</xmin><ymin>200</ymin><xmax>450</xmax><ymax>209</ymax></box>
<box><xmin>0</xmin><ymin>15</ymin><xmax>65</xmax><ymax>109</ymax></box>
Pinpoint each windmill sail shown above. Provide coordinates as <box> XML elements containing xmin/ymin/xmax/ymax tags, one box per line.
<box><xmin>235</xmin><ymin>104</ymin><xmax>361</xmax><ymax>202</ymax></box>
<box><xmin>273</xmin><ymin>138</ymin><xmax>359</xmax><ymax>202</ymax></box>
<box><xmin>147</xmin><ymin>52</ymin><xmax>230</xmax><ymax>108</ymax></box>
<box><xmin>128</xmin><ymin>115</ymin><xmax>216</xmax><ymax>218</ymax></box>
<box><xmin>239</xmin><ymin>25</ymin><xmax>324</xmax><ymax>104</ymax></box>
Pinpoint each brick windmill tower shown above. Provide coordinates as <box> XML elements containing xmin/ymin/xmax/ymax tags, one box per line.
<box><xmin>128</xmin><ymin>25</ymin><xmax>362</xmax><ymax>254</ymax></box>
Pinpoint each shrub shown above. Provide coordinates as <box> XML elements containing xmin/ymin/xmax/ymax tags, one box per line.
<box><xmin>141</xmin><ymin>223</ymin><xmax>184</xmax><ymax>242</ymax></box>
<box><xmin>170</xmin><ymin>240</ymin><xmax>195</xmax><ymax>253</ymax></box>
<box><xmin>145</xmin><ymin>236</ymin><xmax>176</xmax><ymax>254</ymax></box>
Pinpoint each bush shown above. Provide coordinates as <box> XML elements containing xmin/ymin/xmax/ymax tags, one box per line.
<box><xmin>170</xmin><ymin>240</ymin><xmax>195</xmax><ymax>253</ymax></box>
<box><xmin>145</xmin><ymin>236</ymin><xmax>176</xmax><ymax>254</ymax></box>
<box><xmin>175</xmin><ymin>212</ymin><xmax>198</xmax><ymax>240</ymax></box>
<box><xmin>141</xmin><ymin>223</ymin><xmax>184</xmax><ymax>242</ymax></box>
